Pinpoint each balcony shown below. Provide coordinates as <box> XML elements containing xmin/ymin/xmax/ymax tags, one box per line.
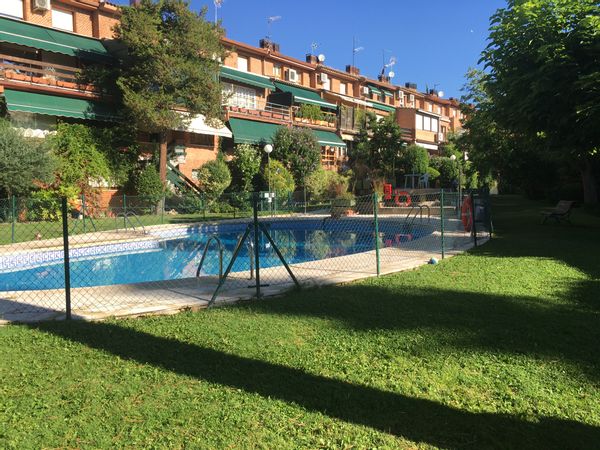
<box><xmin>0</xmin><ymin>54</ymin><xmax>96</xmax><ymax>95</ymax></box>
<box><xmin>415</xmin><ymin>129</ymin><xmax>437</xmax><ymax>143</ymax></box>
<box><xmin>224</xmin><ymin>99</ymin><xmax>292</xmax><ymax>124</ymax></box>
<box><xmin>292</xmin><ymin>107</ymin><xmax>337</xmax><ymax>130</ymax></box>
<box><xmin>321</xmin><ymin>148</ymin><xmax>346</xmax><ymax>171</ymax></box>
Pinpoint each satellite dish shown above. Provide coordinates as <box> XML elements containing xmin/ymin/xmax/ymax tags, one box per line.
<box><xmin>388</xmin><ymin>71</ymin><xmax>395</xmax><ymax>78</ymax></box>
<box><xmin>438</xmin><ymin>90</ymin><xmax>445</xmax><ymax>97</ymax></box>
<box><xmin>318</xmin><ymin>54</ymin><xmax>326</xmax><ymax>63</ymax></box>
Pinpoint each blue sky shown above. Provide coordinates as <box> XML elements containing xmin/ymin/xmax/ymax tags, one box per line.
<box><xmin>112</xmin><ymin>0</ymin><xmax>506</xmax><ymax>98</ymax></box>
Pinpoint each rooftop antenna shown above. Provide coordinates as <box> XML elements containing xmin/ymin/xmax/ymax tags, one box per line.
<box><xmin>352</xmin><ymin>36</ymin><xmax>364</xmax><ymax>68</ymax></box>
<box><xmin>310</xmin><ymin>42</ymin><xmax>319</xmax><ymax>55</ymax></box>
<box><xmin>266</xmin><ymin>15</ymin><xmax>282</xmax><ymax>41</ymax></box>
<box><xmin>380</xmin><ymin>49</ymin><xmax>393</xmax><ymax>77</ymax></box>
<box><xmin>213</xmin><ymin>0</ymin><xmax>224</xmax><ymax>24</ymax></box>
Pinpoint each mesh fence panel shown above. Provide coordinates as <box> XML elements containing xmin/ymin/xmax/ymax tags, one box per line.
<box><xmin>0</xmin><ymin>197</ymin><xmax>67</xmax><ymax>318</ymax></box>
<box><xmin>0</xmin><ymin>189</ymin><xmax>491</xmax><ymax>322</ymax></box>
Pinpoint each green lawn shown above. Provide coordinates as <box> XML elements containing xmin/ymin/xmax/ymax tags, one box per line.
<box><xmin>1</xmin><ymin>196</ymin><xmax>599</xmax><ymax>449</ymax></box>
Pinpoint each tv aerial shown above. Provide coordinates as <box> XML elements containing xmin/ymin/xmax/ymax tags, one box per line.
<box><xmin>266</xmin><ymin>15</ymin><xmax>282</xmax><ymax>40</ymax></box>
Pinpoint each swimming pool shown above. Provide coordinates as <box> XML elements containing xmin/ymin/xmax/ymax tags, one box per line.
<box><xmin>0</xmin><ymin>218</ymin><xmax>433</xmax><ymax>291</ymax></box>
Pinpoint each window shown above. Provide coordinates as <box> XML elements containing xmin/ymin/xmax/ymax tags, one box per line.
<box><xmin>427</xmin><ymin>103</ymin><xmax>432</xmax><ymax>112</ymax></box>
<box><xmin>52</xmin><ymin>9</ymin><xmax>74</xmax><ymax>32</ymax></box>
<box><xmin>431</xmin><ymin>117</ymin><xmax>439</xmax><ymax>132</ymax></box>
<box><xmin>273</xmin><ymin>64</ymin><xmax>282</xmax><ymax>78</ymax></box>
<box><xmin>0</xmin><ymin>0</ymin><xmax>23</xmax><ymax>19</ymax></box>
<box><xmin>189</xmin><ymin>133</ymin><xmax>214</xmax><ymax>147</ymax></box>
<box><xmin>416</xmin><ymin>114</ymin><xmax>424</xmax><ymax>130</ymax></box>
<box><xmin>423</xmin><ymin>116</ymin><xmax>431</xmax><ymax>131</ymax></box>
<box><xmin>222</xmin><ymin>82</ymin><xmax>258</xmax><ymax>109</ymax></box>
<box><xmin>323</xmin><ymin>76</ymin><xmax>330</xmax><ymax>91</ymax></box>
<box><xmin>339</xmin><ymin>83</ymin><xmax>346</xmax><ymax>95</ymax></box>
<box><xmin>436</xmin><ymin>105</ymin><xmax>441</xmax><ymax>114</ymax></box>
<box><xmin>237</xmin><ymin>56</ymin><xmax>248</xmax><ymax>72</ymax></box>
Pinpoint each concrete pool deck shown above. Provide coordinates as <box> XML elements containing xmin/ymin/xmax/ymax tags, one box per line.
<box><xmin>0</xmin><ymin>217</ymin><xmax>486</xmax><ymax>324</ymax></box>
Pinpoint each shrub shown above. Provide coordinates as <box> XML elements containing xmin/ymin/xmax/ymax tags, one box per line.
<box><xmin>134</xmin><ymin>165</ymin><xmax>165</xmax><ymax>203</ymax></box>
<box><xmin>401</xmin><ymin>144</ymin><xmax>429</xmax><ymax>174</ymax></box>
<box><xmin>306</xmin><ymin>167</ymin><xmax>350</xmax><ymax>202</ymax></box>
<box><xmin>0</xmin><ymin>119</ymin><xmax>55</xmax><ymax>197</ymax></box>
<box><xmin>26</xmin><ymin>185</ymin><xmax>79</xmax><ymax>222</ymax></box>
<box><xmin>262</xmin><ymin>159</ymin><xmax>295</xmax><ymax>195</ymax></box>
<box><xmin>271</xmin><ymin>127</ymin><xmax>321</xmax><ymax>184</ymax></box>
<box><xmin>230</xmin><ymin>143</ymin><xmax>261</xmax><ymax>192</ymax></box>
<box><xmin>197</xmin><ymin>159</ymin><xmax>232</xmax><ymax>203</ymax></box>
<box><xmin>174</xmin><ymin>192</ymin><xmax>204</xmax><ymax>214</ymax></box>
<box><xmin>297</xmin><ymin>104</ymin><xmax>324</xmax><ymax>121</ymax></box>
<box><xmin>426</xmin><ymin>166</ymin><xmax>441</xmax><ymax>183</ymax></box>
<box><xmin>430</xmin><ymin>156</ymin><xmax>459</xmax><ymax>188</ymax></box>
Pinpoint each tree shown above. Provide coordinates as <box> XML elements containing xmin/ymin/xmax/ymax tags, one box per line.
<box><xmin>196</xmin><ymin>158</ymin><xmax>231</xmax><ymax>202</ymax></box>
<box><xmin>349</xmin><ymin>114</ymin><xmax>404</xmax><ymax>188</ymax></box>
<box><xmin>0</xmin><ymin>119</ymin><xmax>55</xmax><ymax>197</ymax></box>
<box><xmin>400</xmin><ymin>144</ymin><xmax>429</xmax><ymax>175</ymax></box>
<box><xmin>134</xmin><ymin>164</ymin><xmax>165</xmax><ymax>203</ymax></box>
<box><xmin>480</xmin><ymin>0</ymin><xmax>600</xmax><ymax>203</ymax></box>
<box><xmin>271</xmin><ymin>127</ymin><xmax>321</xmax><ymax>185</ymax></box>
<box><xmin>229</xmin><ymin>144</ymin><xmax>261</xmax><ymax>192</ymax></box>
<box><xmin>50</xmin><ymin>123</ymin><xmax>112</xmax><ymax>192</ymax></box>
<box><xmin>114</xmin><ymin>0</ymin><xmax>225</xmax><ymax>183</ymax></box>
<box><xmin>261</xmin><ymin>159</ymin><xmax>295</xmax><ymax>195</ymax></box>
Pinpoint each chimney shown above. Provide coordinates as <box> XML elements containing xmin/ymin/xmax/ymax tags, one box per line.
<box><xmin>378</xmin><ymin>74</ymin><xmax>390</xmax><ymax>83</ymax></box>
<box><xmin>306</xmin><ymin>54</ymin><xmax>318</xmax><ymax>64</ymax></box>
<box><xmin>259</xmin><ymin>38</ymin><xmax>280</xmax><ymax>53</ymax></box>
<box><xmin>346</xmin><ymin>65</ymin><xmax>360</xmax><ymax>76</ymax></box>
<box><xmin>405</xmin><ymin>82</ymin><xmax>417</xmax><ymax>90</ymax></box>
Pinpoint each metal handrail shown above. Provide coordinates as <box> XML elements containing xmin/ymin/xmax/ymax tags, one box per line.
<box><xmin>404</xmin><ymin>204</ymin><xmax>431</xmax><ymax>227</ymax></box>
<box><xmin>196</xmin><ymin>236</ymin><xmax>225</xmax><ymax>280</ymax></box>
<box><xmin>247</xmin><ymin>240</ymin><xmax>254</xmax><ymax>280</ymax></box>
<box><xmin>115</xmin><ymin>211</ymin><xmax>147</xmax><ymax>234</ymax></box>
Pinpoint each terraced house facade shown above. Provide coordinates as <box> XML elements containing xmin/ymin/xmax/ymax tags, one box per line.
<box><xmin>0</xmin><ymin>0</ymin><xmax>464</xmax><ymax>187</ymax></box>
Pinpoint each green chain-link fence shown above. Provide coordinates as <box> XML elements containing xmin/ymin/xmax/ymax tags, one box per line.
<box><xmin>0</xmin><ymin>189</ymin><xmax>491</xmax><ymax>322</ymax></box>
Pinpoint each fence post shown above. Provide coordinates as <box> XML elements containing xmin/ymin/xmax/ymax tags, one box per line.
<box><xmin>123</xmin><ymin>193</ymin><xmax>127</xmax><ymax>230</ymax></box>
<box><xmin>440</xmin><ymin>189</ymin><xmax>445</xmax><ymax>259</ymax></box>
<box><xmin>471</xmin><ymin>192</ymin><xmax>478</xmax><ymax>247</ymax></box>
<box><xmin>61</xmin><ymin>198</ymin><xmax>72</xmax><ymax>320</ymax></box>
<box><xmin>373</xmin><ymin>192</ymin><xmax>380</xmax><ymax>276</ymax></box>
<box><xmin>252</xmin><ymin>193</ymin><xmax>261</xmax><ymax>298</ymax></box>
<box><xmin>81</xmin><ymin>193</ymin><xmax>86</xmax><ymax>233</ymax></box>
<box><xmin>11</xmin><ymin>195</ymin><xmax>16</xmax><ymax>243</ymax></box>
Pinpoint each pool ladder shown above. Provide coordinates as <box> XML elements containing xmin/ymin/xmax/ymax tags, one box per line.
<box><xmin>195</xmin><ymin>235</ymin><xmax>256</xmax><ymax>282</ymax></box>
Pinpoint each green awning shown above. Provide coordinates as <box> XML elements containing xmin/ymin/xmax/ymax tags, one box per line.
<box><xmin>220</xmin><ymin>66</ymin><xmax>275</xmax><ymax>91</ymax></box>
<box><xmin>228</xmin><ymin>118</ymin><xmax>283</xmax><ymax>144</ymax></box>
<box><xmin>274</xmin><ymin>82</ymin><xmax>337</xmax><ymax>110</ymax></box>
<box><xmin>367</xmin><ymin>101</ymin><xmax>396</xmax><ymax>113</ymax></box>
<box><xmin>368</xmin><ymin>85</ymin><xmax>382</xmax><ymax>95</ymax></box>
<box><xmin>0</xmin><ymin>16</ymin><xmax>112</xmax><ymax>63</ymax></box>
<box><xmin>383</xmin><ymin>90</ymin><xmax>394</xmax><ymax>97</ymax></box>
<box><xmin>3</xmin><ymin>89</ymin><xmax>119</xmax><ymax>121</ymax></box>
<box><xmin>314</xmin><ymin>130</ymin><xmax>346</xmax><ymax>148</ymax></box>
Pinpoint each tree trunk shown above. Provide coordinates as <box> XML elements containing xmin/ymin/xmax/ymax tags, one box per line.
<box><xmin>581</xmin><ymin>158</ymin><xmax>598</xmax><ymax>205</ymax></box>
<box><xmin>159</xmin><ymin>131</ymin><xmax>168</xmax><ymax>184</ymax></box>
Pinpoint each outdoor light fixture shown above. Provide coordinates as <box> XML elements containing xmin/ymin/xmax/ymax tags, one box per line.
<box><xmin>263</xmin><ymin>144</ymin><xmax>274</xmax><ymax>214</ymax></box>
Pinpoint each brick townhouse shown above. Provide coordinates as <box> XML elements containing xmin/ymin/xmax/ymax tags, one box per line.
<box><xmin>0</xmin><ymin>0</ymin><xmax>464</xmax><ymax>188</ymax></box>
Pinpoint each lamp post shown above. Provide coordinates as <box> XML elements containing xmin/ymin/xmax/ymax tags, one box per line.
<box><xmin>263</xmin><ymin>144</ymin><xmax>273</xmax><ymax>215</ymax></box>
<box><xmin>450</xmin><ymin>152</ymin><xmax>468</xmax><ymax>213</ymax></box>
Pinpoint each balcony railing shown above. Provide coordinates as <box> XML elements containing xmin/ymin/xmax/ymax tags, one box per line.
<box><xmin>0</xmin><ymin>54</ymin><xmax>96</xmax><ymax>93</ymax></box>
<box><xmin>224</xmin><ymin>100</ymin><xmax>292</xmax><ymax>122</ymax></box>
<box><xmin>292</xmin><ymin>107</ymin><xmax>337</xmax><ymax>129</ymax></box>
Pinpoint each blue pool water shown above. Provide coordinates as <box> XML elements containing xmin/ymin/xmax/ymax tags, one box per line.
<box><xmin>0</xmin><ymin>219</ymin><xmax>433</xmax><ymax>291</ymax></box>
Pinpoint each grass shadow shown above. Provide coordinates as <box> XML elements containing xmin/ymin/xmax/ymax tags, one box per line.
<box><xmin>27</xmin><ymin>320</ymin><xmax>600</xmax><ymax>449</ymax></box>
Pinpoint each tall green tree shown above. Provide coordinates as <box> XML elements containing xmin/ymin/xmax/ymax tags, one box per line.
<box><xmin>114</xmin><ymin>0</ymin><xmax>225</xmax><ymax>183</ymax></box>
<box><xmin>271</xmin><ymin>127</ymin><xmax>321</xmax><ymax>185</ymax></box>
<box><xmin>229</xmin><ymin>144</ymin><xmax>261</xmax><ymax>192</ymax></box>
<box><xmin>0</xmin><ymin>119</ymin><xmax>55</xmax><ymax>197</ymax></box>
<box><xmin>480</xmin><ymin>0</ymin><xmax>600</xmax><ymax>203</ymax></box>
